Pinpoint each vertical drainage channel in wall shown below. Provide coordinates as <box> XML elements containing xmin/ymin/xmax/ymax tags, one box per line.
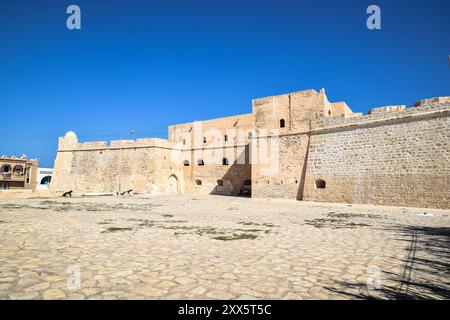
<box><xmin>288</xmin><ymin>94</ymin><xmax>292</xmax><ymax>131</ymax></box>
<box><xmin>296</xmin><ymin>120</ymin><xmax>312</xmax><ymax>201</ymax></box>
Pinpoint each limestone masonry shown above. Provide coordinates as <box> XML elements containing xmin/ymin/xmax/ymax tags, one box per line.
<box><xmin>50</xmin><ymin>89</ymin><xmax>450</xmax><ymax>209</ymax></box>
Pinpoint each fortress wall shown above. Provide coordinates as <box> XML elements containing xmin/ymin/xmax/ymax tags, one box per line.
<box><xmin>251</xmin><ymin>132</ymin><xmax>310</xmax><ymax>199</ymax></box>
<box><xmin>51</xmin><ymin>147</ymin><xmax>155</xmax><ymax>193</ymax></box>
<box><xmin>252</xmin><ymin>89</ymin><xmax>329</xmax><ymax>133</ymax></box>
<box><xmin>250</xmin><ymin>89</ymin><xmax>328</xmax><ymax>199</ymax></box>
<box><xmin>302</xmin><ymin>102</ymin><xmax>450</xmax><ymax>209</ymax></box>
<box><xmin>50</xmin><ymin>91</ymin><xmax>449</xmax><ymax>209</ymax></box>
<box><xmin>168</xmin><ymin>113</ymin><xmax>254</xmax><ymax>195</ymax></box>
<box><xmin>181</xmin><ymin>145</ymin><xmax>251</xmax><ymax>196</ymax></box>
<box><xmin>151</xmin><ymin>147</ymin><xmax>184</xmax><ymax>193</ymax></box>
<box><xmin>50</xmin><ymin>136</ymin><xmax>183</xmax><ymax>194</ymax></box>
<box><xmin>51</xmin><ymin>150</ymin><xmax>76</xmax><ymax>192</ymax></box>
<box><xmin>311</xmin><ymin>101</ymin><xmax>449</xmax><ymax>130</ymax></box>
<box><xmin>168</xmin><ymin>113</ymin><xmax>254</xmax><ymax>146</ymax></box>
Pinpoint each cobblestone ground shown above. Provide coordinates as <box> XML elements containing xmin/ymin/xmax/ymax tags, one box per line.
<box><xmin>0</xmin><ymin>194</ymin><xmax>449</xmax><ymax>300</ymax></box>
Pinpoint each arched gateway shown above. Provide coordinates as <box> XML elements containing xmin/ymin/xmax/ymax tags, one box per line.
<box><xmin>167</xmin><ymin>174</ymin><xmax>179</xmax><ymax>193</ymax></box>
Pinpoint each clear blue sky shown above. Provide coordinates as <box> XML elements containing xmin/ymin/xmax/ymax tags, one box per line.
<box><xmin>1</xmin><ymin>0</ymin><xmax>449</xmax><ymax>167</ymax></box>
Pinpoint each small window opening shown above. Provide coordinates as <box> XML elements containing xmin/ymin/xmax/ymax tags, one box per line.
<box><xmin>203</xmin><ymin>137</ymin><xmax>206</xmax><ymax>143</ymax></box>
<box><xmin>315</xmin><ymin>179</ymin><xmax>326</xmax><ymax>189</ymax></box>
<box><xmin>197</xmin><ymin>159</ymin><xmax>204</xmax><ymax>166</ymax></box>
<box><xmin>280</xmin><ymin>119</ymin><xmax>285</xmax><ymax>128</ymax></box>
<box><xmin>195</xmin><ymin>179</ymin><xmax>202</xmax><ymax>186</ymax></box>
<box><xmin>243</xmin><ymin>179</ymin><xmax>251</xmax><ymax>186</ymax></box>
<box><xmin>183</xmin><ymin>160</ymin><xmax>190</xmax><ymax>166</ymax></box>
<box><xmin>217</xmin><ymin>179</ymin><xmax>224</xmax><ymax>187</ymax></box>
<box><xmin>224</xmin><ymin>135</ymin><xmax>228</xmax><ymax>142</ymax></box>
<box><xmin>222</xmin><ymin>158</ymin><xmax>229</xmax><ymax>165</ymax></box>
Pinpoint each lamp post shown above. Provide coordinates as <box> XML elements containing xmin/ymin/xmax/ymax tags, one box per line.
<box><xmin>118</xmin><ymin>131</ymin><xmax>136</xmax><ymax>195</ymax></box>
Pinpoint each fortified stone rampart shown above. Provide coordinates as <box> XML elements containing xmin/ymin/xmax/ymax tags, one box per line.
<box><xmin>302</xmin><ymin>100</ymin><xmax>450</xmax><ymax>209</ymax></box>
<box><xmin>50</xmin><ymin>90</ymin><xmax>450</xmax><ymax>209</ymax></box>
<box><xmin>51</xmin><ymin>132</ymin><xmax>183</xmax><ymax>194</ymax></box>
<box><xmin>168</xmin><ymin>113</ymin><xmax>254</xmax><ymax>196</ymax></box>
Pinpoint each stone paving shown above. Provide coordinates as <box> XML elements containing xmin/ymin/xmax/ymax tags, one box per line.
<box><xmin>0</xmin><ymin>194</ymin><xmax>449</xmax><ymax>300</ymax></box>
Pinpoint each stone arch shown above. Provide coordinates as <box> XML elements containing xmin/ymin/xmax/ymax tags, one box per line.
<box><xmin>13</xmin><ymin>165</ymin><xmax>24</xmax><ymax>174</ymax></box>
<box><xmin>1</xmin><ymin>164</ymin><xmax>11</xmax><ymax>174</ymax></box>
<box><xmin>167</xmin><ymin>174</ymin><xmax>179</xmax><ymax>193</ymax></box>
<box><xmin>40</xmin><ymin>176</ymin><xmax>52</xmax><ymax>185</ymax></box>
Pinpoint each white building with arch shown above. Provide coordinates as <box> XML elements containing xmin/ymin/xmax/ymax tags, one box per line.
<box><xmin>36</xmin><ymin>167</ymin><xmax>54</xmax><ymax>190</ymax></box>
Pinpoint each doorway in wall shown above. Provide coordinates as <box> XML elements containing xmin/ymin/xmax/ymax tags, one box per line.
<box><xmin>167</xmin><ymin>174</ymin><xmax>179</xmax><ymax>193</ymax></box>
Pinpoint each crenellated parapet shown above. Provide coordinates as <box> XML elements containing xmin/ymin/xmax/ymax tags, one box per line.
<box><xmin>310</xmin><ymin>97</ymin><xmax>450</xmax><ymax>133</ymax></box>
<box><xmin>57</xmin><ymin>133</ymin><xmax>176</xmax><ymax>152</ymax></box>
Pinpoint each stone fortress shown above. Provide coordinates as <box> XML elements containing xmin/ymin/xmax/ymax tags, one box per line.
<box><xmin>50</xmin><ymin>89</ymin><xmax>450</xmax><ymax>209</ymax></box>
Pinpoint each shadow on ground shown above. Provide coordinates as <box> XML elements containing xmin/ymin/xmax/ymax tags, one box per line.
<box><xmin>325</xmin><ymin>225</ymin><xmax>450</xmax><ymax>299</ymax></box>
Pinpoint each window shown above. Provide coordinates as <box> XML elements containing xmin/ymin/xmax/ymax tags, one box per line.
<box><xmin>197</xmin><ymin>159</ymin><xmax>204</xmax><ymax>166</ymax></box>
<box><xmin>195</xmin><ymin>179</ymin><xmax>202</xmax><ymax>185</ymax></box>
<box><xmin>203</xmin><ymin>137</ymin><xmax>206</xmax><ymax>143</ymax></box>
<box><xmin>26</xmin><ymin>167</ymin><xmax>31</xmax><ymax>183</ymax></box>
<box><xmin>328</xmin><ymin>110</ymin><xmax>331</xmax><ymax>116</ymax></box>
<box><xmin>13</xmin><ymin>165</ymin><xmax>23</xmax><ymax>174</ymax></box>
<box><xmin>315</xmin><ymin>179</ymin><xmax>326</xmax><ymax>189</ymax></box>
<box><xmin>243</xmin><ymin>179</ymin><xmax>251</xmax><ymax>186</ymax></box>
<box><xmin>222</xmin><ymin>158</ymin><xmax>229</xmax><ymax>165</ymax></box>
<box><xmin>183</xmin><ymin>139</ymin><xmax>186</xmax><ymax>145</ymax></box>
<box><xmin>280</xmin><ymin>119</ymin><xmax>285</xmax><ymax>128</ymax></box>
<box><xmin>217</xmin><ymin>179</ymin><xmax>224</xmax><ymax>187</ymax></box>
<box><xmin>1</xmin><ymin>165</ymin><xmax>11</xmax><ymax>173</ymax></box>
<box><xmin>183</xmin><ymin>160</ymin><xmax>190</xmax><ymax>166</ymax></box>
<box><xmin>248</xmin><ymin>132</ymin><xmax>252</xmax><ymax>139</ymax></box>
<box><xmin>224</xmin><ymin>135</ymin><xmax>228</xmax><ymax>142</ymax></box>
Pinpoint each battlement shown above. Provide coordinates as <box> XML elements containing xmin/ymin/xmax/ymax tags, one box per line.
<box><xmin>57</xmin><ymin>132</ymin><xmax>174</xmax><ymax>152</ymax></box>
<box><xmin>368</xmin><ymin>105</ymin><xmax>407</xmax><ymax>114</ymax></box>
<box><xmin>252</xmin><ymin>89</ymin><xmax>319</xmax><ymax>107</ymax></box>
<box><xmin>414</xmin><ymin>96</ymin><xmax>450</xmax><ymax>107</ymax></box>
<box><xmin>311</xmin><ymin>99</ymin><xmax>450</xmax><ymax>133</ymax></box>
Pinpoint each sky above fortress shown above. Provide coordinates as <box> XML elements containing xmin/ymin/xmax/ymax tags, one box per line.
<box><xmin>0</xmin><ymin>0</ymin><xmax>449</xmax><ymax>167</ymax></box>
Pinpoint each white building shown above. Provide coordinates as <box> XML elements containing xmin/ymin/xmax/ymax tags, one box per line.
<box><xmin>36</xmin><ymin>167</ymin><xmax>53</xmax><ymax>190</ymax></box>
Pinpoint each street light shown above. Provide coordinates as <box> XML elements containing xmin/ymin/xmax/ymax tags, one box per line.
<box><xmin>118</xmin><ymin>131</ymin><xmax>136</xmax><ymax>195</ymax></box>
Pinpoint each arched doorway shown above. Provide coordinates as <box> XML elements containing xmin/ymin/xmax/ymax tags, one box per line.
<box><xmin>40</xmin><ymin>176</ymin><xmax>52</xmax><ymax>185</ymax></box>
<box><xmin>167</xmin><ymin>174</ymin><xmax>179</xmax><ymax>193</ymax></box>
